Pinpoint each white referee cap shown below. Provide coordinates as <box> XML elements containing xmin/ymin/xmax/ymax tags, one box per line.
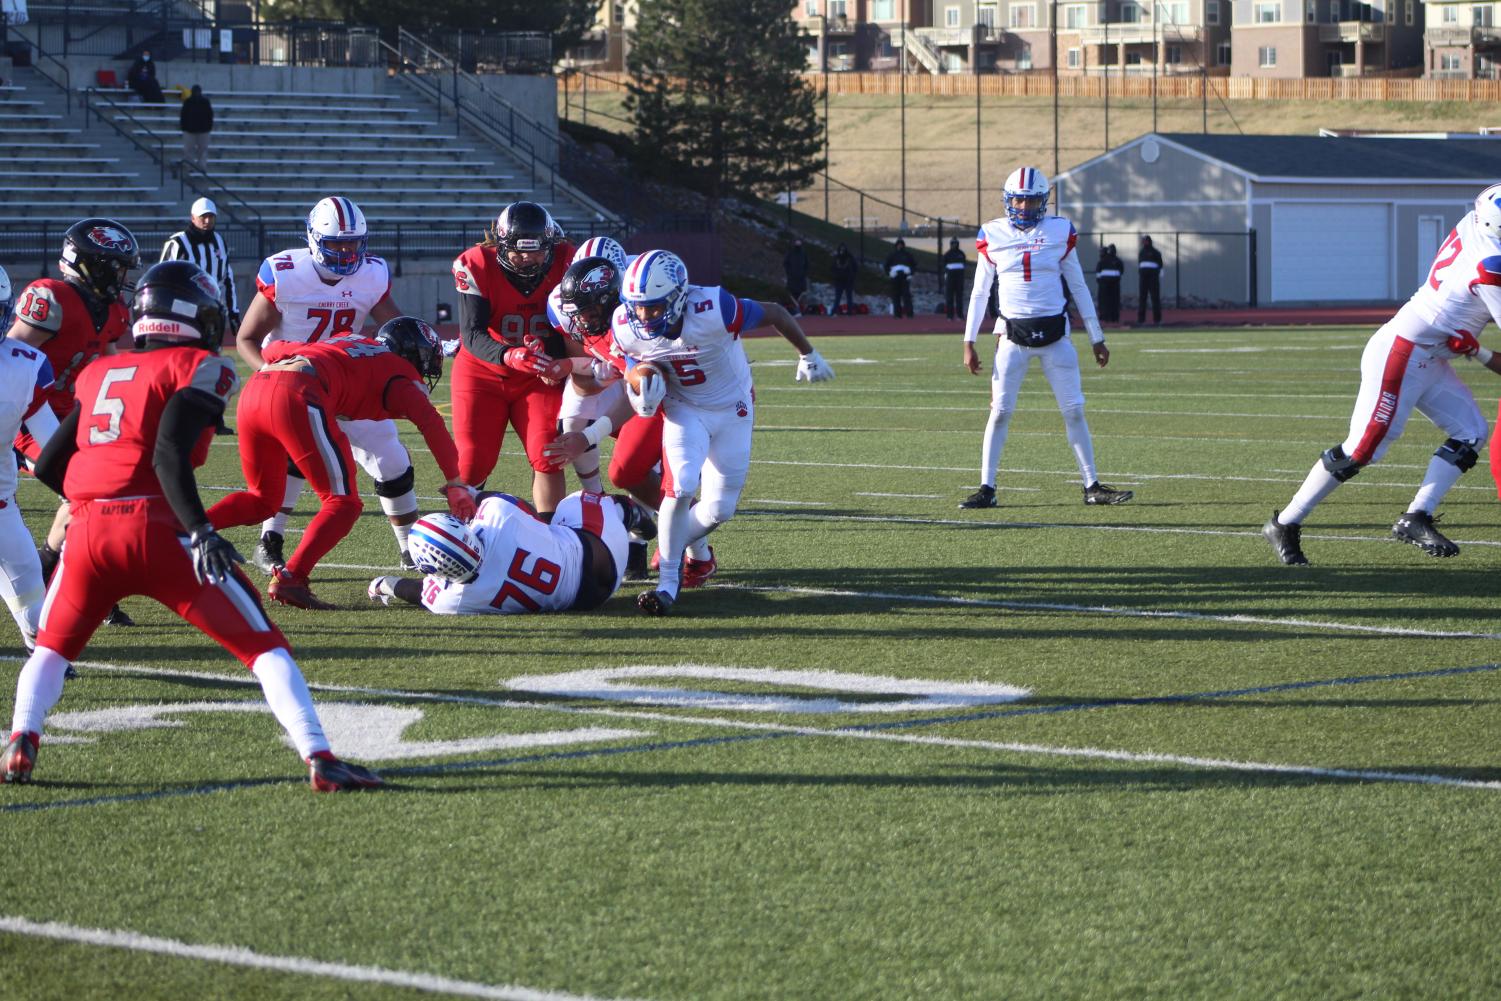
<box><xmin>190</xmin><ymin>197</ymin><xmax>218</xmax><ymax>217</ymax></box>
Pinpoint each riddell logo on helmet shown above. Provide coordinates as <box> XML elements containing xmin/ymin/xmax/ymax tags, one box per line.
<box><xmin>135</xmin><ymin>319</ymin><xmax>186</xmax><ymax>336</ymax></box>
<box><xmin>88</xmin><ymin>226</ymin><xmax>134</xmax><ymax>253</ymax></box>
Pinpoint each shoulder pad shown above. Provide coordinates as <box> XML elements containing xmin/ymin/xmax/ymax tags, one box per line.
<box><xmin>1471</xmin><ymin>255</ymin><xmax>1501</xmax><ymax>292</ymax></box>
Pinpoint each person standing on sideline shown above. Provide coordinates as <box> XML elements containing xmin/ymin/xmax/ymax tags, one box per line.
<box><xmin>782</xmin><ymin>238</ymin><xmax>809</xmax><ymax>315</ymax></box>
<box><xmin>1096</xmin><ymin>243</ymin><xmax>1123</xmax><ymax>323</ymax></box>
<box><xmin>161</xmin><ymin>197</ymin><xmax>238</xmax><ymax>336</ymax></box>
<box><xmin>179</xmin><ymin>84</ymin><xmax>213</xmax><ymax>172</ymax></box>
<box><xmin>884</xmin><ymin>238</ymin><xmax>915</xmax><ymax>318</ymax></box>
<box><xmin>1137</xmin><ymin>235</ymin><xmax>1162</xmax><ymax>325</ymax></box>
<box><xmin>830</xmin><ymin>243</ymin><xmax>857</xmax><ymax>315</ymax></box>
<box><xmin>1262</xmin><ymin>183</ymin><xmax>1501</xmax><ymax>567</ymax></box>
<box><xmin>958</xmin><ymin>166</ymin><xmax>1132</xmax><ymax>510</ymax></box>
<box><xmin>942</xmin><ymin>238</ymin><xmax>967</xmax><ymax>321</ymax></box>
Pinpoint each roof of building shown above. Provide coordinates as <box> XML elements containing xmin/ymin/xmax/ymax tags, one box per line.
<box><xmin>1154</xmin><ymin>132</ymin><xmax>1501</xmax><ymax>181</ymax></box>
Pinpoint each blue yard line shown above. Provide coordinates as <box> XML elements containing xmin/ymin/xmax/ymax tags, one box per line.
<box><xmin>4</xmin><ymin>662</ymin><xmax>1495</xmax><ymax>814</ymax></box>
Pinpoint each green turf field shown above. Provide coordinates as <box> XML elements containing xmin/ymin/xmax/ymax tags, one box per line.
<box><xmin>4</xmin><ymin>326</ymin><xmax>1501</xmax><ymax>1000</ymax></box>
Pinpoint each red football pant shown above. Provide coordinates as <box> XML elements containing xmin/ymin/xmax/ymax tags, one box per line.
<box><xmin>38</xmin><ymin>497</ymin><xmax>287</xmax><ymax>665</ymax></box>
<box><xmin>451</xmin><ymin>349</ymin><xmax>564</xmax><ymax>484</ymax></box>
<box><xmin>207</xmin><ymin>370</ymin><xmax>362</xmax><ymax>578</ymax></box>
<box><xmin>609</xmin><ymin>408</ymin><xmax>665</xmax><ymax>506</ymax></box>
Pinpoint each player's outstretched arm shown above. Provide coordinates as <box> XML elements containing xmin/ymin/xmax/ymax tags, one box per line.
<box><xmin>544</xmin><ymin>390</ymin><xmax>637</xmax><ymax>468</ymax></box>
<box><xmin>236</xmin><ymin>292</ymin><xmax>279</xmax><ymax>370</ymax></box>
<box><xmin>369</xmin><ymin>576</ymin><xmax>424</xmax><ymax>606</ymax></box>
<box><xmin>755</xmin><ymin>301</ymin><xmax>834</xmax><ymax>382</ymax></box>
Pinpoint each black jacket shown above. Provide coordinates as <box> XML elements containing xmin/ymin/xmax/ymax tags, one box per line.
<box><xmin>884</xmin><ymin>247</ymin><xmax>916</xmax><ymax>278</ymax></box>
<box><xmin>830</xmin><ymin>251</ymin><xmax>857</xmax><ymax>285</ymax></box>
<box><xmin>180</xmin><ymin>94</ymin><xmax>214</xmax><ymax>134</ymax></box>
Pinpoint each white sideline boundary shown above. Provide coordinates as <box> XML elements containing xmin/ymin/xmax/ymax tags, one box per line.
<box><xmin>0</xmin><ymin>916</ymin><xmax>638</xmax><ymax>1001</ymax></box>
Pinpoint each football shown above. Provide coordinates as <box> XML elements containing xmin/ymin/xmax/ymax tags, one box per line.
<box><xmin>625</xmin><ymin>361</ymin><xmax>665</xmax><ymax>393</ymax></box>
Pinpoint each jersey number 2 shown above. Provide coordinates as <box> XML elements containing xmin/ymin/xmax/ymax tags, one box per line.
<box><xmin>88</xmin><ymin>367</ymin><xmax>138</xmax><ymax>445</ymax></box>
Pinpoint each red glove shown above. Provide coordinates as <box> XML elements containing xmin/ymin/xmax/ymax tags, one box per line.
<box><xmin>1447</xmin><ymin>330</ymin><xmax>1481</xmax><ymax>356</ymax></box>
<box><xmin>442</xmin><ymin>484</ymin><xmax>477</xmax><ymax>521</ymax></box>
<box><xmin>503</xmin><ymin>345</ymin><xmax>552</xmax><ymax>374</ymax></box>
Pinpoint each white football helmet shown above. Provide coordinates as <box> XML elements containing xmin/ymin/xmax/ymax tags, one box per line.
<box><xmin>1003</xmin><ymin>166</ymin><xmax>1050</xmax><ymax>230</ymax></box>
<box><xmin>1475</xmin><ymin>183</ymin><xmax>1501</xmax><ymax>241</ymax></box>
<box><xmin>573</xmin><ymin>236</ymin><xmax>629</xmax><ymax>271</ymax></box>
<box><xmin>408</xmin><ymin>513</ymin><xmax>483</xmax><ymax>583</ymax></box>
<box><xmin>306</xmin><ymin>196</ymin><xmax>368</xmax><ymax>278</ymax></box>
<box><xmin>621</xmin><ymin>250</ymin><xmax>689</xmax><ymax>340</ymax></box>
<box><xmin>0</xmin><ymin>264</ymin><xmax>12</xmax><ymax>333</ymax></box>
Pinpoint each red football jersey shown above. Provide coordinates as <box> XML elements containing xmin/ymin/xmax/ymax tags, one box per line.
<box><xmin>12</xmin><ymin>278</ymin><xmax>130</xmax><ymax>413</ymax></box>
<box><xmin>65</xmin><ymin>347</ymin><xmax>238</xmax><ymax>503</ymax></box>
<box><xmin>451</xmin><ymin>241</ymin><xmax>575</xmax><ymax>378</ymax></box>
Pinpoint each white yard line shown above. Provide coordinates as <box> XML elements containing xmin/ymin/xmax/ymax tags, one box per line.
<box><xmin>0</xmin><ymin>916</ymin><xmax>639</xmax><ymax>1001</ymax></box>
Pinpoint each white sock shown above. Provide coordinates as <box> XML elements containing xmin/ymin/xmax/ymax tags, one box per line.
<box><xmin>1061</xmin><ymin>406</ymin><xmax>1098</xmax><ymax>487</ymax></box>
<box><xmin>685</xmin><ymin>539</ymin><xmax>712</xmax><ymax>561</ymax></box>
<box><xmin>251</xmin><ymin>648</ymin><xmax>328</xmax><ymax>760</ymax></box>
<box><xmin>1281</xmin><ymin>462</ymin><xmax>1342</xmax><ymax>525</ymax></box>
<box><xmin>261</xmin><ymin>477</ymin><xmax>305</xmax><ymax>537</ymax></box>
<box><xmin>980</xmin><ymin>409</ymin><xmax>1011</xmax><ymax>488</ymax></box>
<box><xmin>656</xmin><ymin>495</ymin><xmax>693</xmax><ymax>597</ymax></box>
<box><xmin>573</xmin><ymin>459</ymin><xmax>603</xmax><ymax>494</ymax></box>
<box><xmin>10</xmin><ymin>645</ymin><xmax>69</xmax><ymax>737</ymax></box>
<box><xmin>392</xmin><ymin>521</ymin><xmax>412</xmax><ymax>553</ymax></box>
<box><xmin>1410</xmin><ymin>456</ymin><xmax>1465</xmax><ymax>514</ymax></box>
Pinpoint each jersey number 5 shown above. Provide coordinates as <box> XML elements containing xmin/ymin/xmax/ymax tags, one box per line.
<box><xmin>88</xmin><ymin>366</ymin><xmax>139</xmax><ymax>444</ymax></box>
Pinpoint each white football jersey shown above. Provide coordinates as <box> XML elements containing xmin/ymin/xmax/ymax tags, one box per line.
<box><xmin>965</xmin><ymin>215</ymin><xmax>1099</xmax><ymax>342</ymax></box>
<box><xmin>420</xmin><ymin>492</ymin><xmax>628</xmax><ymax>615</ymax></box>
<box><xmin>254</xmin><ymin>248</ymin><xmax>391</xmax><ymax>347</ymax></box>
<box><xmin>609</xmin><ymin>285</ymin><xmax>758</xmax><ymax>410</ymax></box>
<box><xmin>0</xmin><ymin>339</ymin><xmax>53</xmax><ymax>497</ymax></box>
<box><xmin>1398</xmin><ymin>211</ymin><xmax>1501</xmax><ymax>351</ymax></box>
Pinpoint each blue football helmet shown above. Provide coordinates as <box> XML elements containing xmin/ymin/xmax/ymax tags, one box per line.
<box><xmin>621</xmin><ymin>250</ymin><xmax>689</xmax><ymax>340</ymax></box>
<box><xmin>307</xmin><ymin>196</ymin><xmax>368</xmax><ymax>278</ymax></box>
<box><xmin>1003</xmin><ymin>166</ymin><xmax>1050</xmax><ymax>231</ymax></box>
<box><xmin>1475</xmin><ymin>183</ymin><xmax>1501</xmax><ymax>242</ymax></box>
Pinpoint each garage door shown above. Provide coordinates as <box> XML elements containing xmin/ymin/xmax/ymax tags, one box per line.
<box><xmin>1270</xmin><ymin>203</ymin><xmax>1390</xmax><ymax>302</ymax></box>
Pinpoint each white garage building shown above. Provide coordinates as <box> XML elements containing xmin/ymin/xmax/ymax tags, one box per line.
<box><xmin>1053</xmin><ymin>133</ymin><xmax>1501</xmax><ymax>308</ymax></box>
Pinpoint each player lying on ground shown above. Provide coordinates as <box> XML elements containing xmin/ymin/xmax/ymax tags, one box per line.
<box><xmin>368</xmin><ymin>490</ymin><xmax>655</xmax><ymax>615</ymax></box>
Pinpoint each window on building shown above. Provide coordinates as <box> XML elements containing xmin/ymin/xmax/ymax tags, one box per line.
<box><xmin>1120</xmin><ymin>1</ymin><xmax>1143</xmax><ymax>21</ymax></box>
<box><xmin>1259</xmin><ymin>44</ymin><xmax>1277</xmax><ymax>65</ymax></box>
<box><xmin>1404</xmin><ymin>0</ymin><xmax>1414</xmax><ymax>23</ymax></box>
<box><xmin>1216</xmin><ymin>40</ymin><xmax>1231</xmax><ymax>63</ymax></box>
<box><xmin>1019</xmin><ymin>43</ymin><xmax>1033</xmax><ymax>67</ymax></box>
<box><xmin>1440</xmin><ymin>52</ymin><xmax>1463</xmax><ymax>69</ymax></box>
<box><xmin>1476</xmin><ymin>5</ymin><xmax>1495</xmax><ymax>26</ymax></box>
<box><xmin>1254</xmin><ymin>2</ymin><xmax>1281</xmax><ymax>21</ymax></box>
<box><xmin>1306</xmin><ymin>0</ymin><xmax>1316</xmax><ymax>22</ymax></box>
<box><xmin>977</xmin><ymin>4</ymin><xmax>998</xmax><ymax>27</ymax></box>
<box><xmin>1065</xmin><ymin>4</ymin><xmax>1088</xmax><ymax>27</ymax></box>
<box><xmin>805</xmin><ymin>0</ymin><xmax>820</xmax><ymax>15</ymax></box>
<box><xmin>830</xmin><ymin>0</ymin><xmax>848</xmax><ymax>16</ymax></box>
<box><xmin>871</xmin><ymin>0</ymin><xmax>895</xmax><ymax>19</ymax></box>
<box><xmin>946</xmin><ymin>5</ymin><xmax>962</xmax><ymax>25</ymax></box>
<box><xmin>1067</xmin><ymin>46</ymin><xmax>1081</xmax><ymax>65</ymax></box>
<box><xmin>1126</xmin><ymin>50</ymin><xmax>1143</xmax><ymax>63</ymax></box>
<box><xmin>1010</xmin><ymin>3</ymin><xmax>1038</xmax><ymax>27</ymax></box>
<box><xmin>1166</xmin><ymin>44</ymin><xmax>1182</xmax><ymax>61</ymax></box>
<box><xmin>1441</xmin><ymin>5</ymin><xmax>1457</xmax><ymax>21</ymax></box>
<box><xmin>1156</xmin><ymin>1</ymin><xmax>1189</xmax><ymax>22</ymax></box>
<box><xmin>1207</xmin><ymin>0</ymin><xmax>1221</xmax><ymax>23</ymax></box>
<box><xmin>1328</xmin><ymin>0</ymin><xmax>1339</xmax><ymax>20</ymax></box>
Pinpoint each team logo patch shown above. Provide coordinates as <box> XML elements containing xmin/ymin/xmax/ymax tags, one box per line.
<box><xmin>88</xmin><ymin>226</ymin><xmax>135</xmax><ymax>254</ymax></box>
<box><xmin>579</xmin><ymin>265</ymin><xmax>616</xmax><ymax>294</ymax></box>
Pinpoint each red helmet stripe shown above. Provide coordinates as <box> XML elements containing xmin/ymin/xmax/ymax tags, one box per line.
<box><xmin>421</xmin><ymin>521</ymin><xmax>480</xmax><ymax>561</ymax></box>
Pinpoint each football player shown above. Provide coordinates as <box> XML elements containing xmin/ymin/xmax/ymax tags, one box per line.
<box><xmin>608</xmin><ymin>250</ymin><xmax>835</xmax><ymax>615</ymax></box>
<box><xmin>367</xmin><ymin>490</ymin><xmax>655</xmax><ymax>616</ymax></box>
<box><xmin>3</xmin><ymin>261</ymin><xmax>381</xmax><ymax>791</ymax></box>
<box><xmin>234</xmin><ymin>196</ymin><xmax>416</xmax><ymax>573</ymax></box>
<box><xmin>8</xmin><ymin>218</ymin><xmax>142</xmax><ymax>628</ymax></box>
<box><xmin>959</xmin><ymin>166</ymin><xmax>1131</xmax><ymax>511</ymax></box>
<box><xmin>1264</xmin><ymin>182</ymin><xmax>1501</xmax><ymax>565</ymax></box>
<box><xmin>207</xmin><ymin>317</ymin><xmax>476</xmax><ymax>610</ymax></box>
<box><xmin>450</xmin><ymin>201</ymin><xmax>575</xmax><ymax>516</ymax></box>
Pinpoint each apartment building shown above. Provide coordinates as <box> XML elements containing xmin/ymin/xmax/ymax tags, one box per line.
<box><xmin>1230</xmin><ymin>0</ymin><xmax>1424</xmax><ymax>76</ymax></box>
<box><xmin>1424</xmin><ymin>0</ymin><xmax>1501</xmax><ymax>77</ymax></box>
<box><xmin>1057</xmin><ymin>0</ymin><xmax>1233</xmax><ymax>76</ymax></box>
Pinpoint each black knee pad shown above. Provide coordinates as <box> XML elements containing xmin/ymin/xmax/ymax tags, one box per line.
<box><xmin>1435</xmin><ymin>437</ymin><xmax>1480</xmax><ymax>471</ymax></box>
<box><xmin>374</xmin><ymin>464</ymin><xmax>416</xmax><ymax>499</ymax></box>
<box><xmin>1321</xmin><ymin>446</ymin><xmax>1364</xmax><ymax>482</ymax></box>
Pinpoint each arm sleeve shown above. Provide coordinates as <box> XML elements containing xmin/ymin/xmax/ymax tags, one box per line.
<box><xmin>153</xmin><ymin>388</ymin><xmax>225</xmax><ymax>534</ymax></box>
<box><xmin>384</xmin><ymin>378</ymin><xmax>462</xmax><ymax>480</ymax></box>
<box><xmin>33</xmin><ymin>406</ymin><xmax>79</xmax><ymax>495</ymax></box>
<box><xmin>458</xmin><ymin>293</ymin><xmax>510</xmax><ymax>366</ymax></box>
<box><xmin>1059</xmin><ymin>230</ymin><xmax>1103</xmax><ymax>343</ymax></box>
<box><xmin>22</xmin><ymin>403</ymin><xmax>59</xmax><ymax>454</ymax></box>
<box><xmin>964</xmin><ymin>236</ymin><xmax>997</xmax><ymax>344</ymax></box>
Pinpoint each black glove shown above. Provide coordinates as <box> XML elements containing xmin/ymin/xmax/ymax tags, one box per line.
<box><xmin>189</xmin><ymin>526</ymin><xmax>245</xmax><ymax>585</ymax></box>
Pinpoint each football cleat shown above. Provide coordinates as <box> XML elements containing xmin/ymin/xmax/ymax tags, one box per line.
<box><xmin>624</xmin><ymin>541</ymin><xmax>650</xmax><ymax>581</ymax></box>
<box><xmin>1392</xmin><ymin>510</ymin><xmax>1459</xmax><ymax>558</ymax></box>
<box><xmin>617</xmin><ymin>495</ymin><xmax>657</xmax><ymax>541</ymax></box>
<box><xmin>1083</xmin><ymin>482</ymin><xmax>1134</xmax><ymax>506</ymax></box>
<box><xmin>2</xmin><ymin>730</ymin><xmax>38</xmax><ymax>784</ymax></box>
<box><xmin>682</xmin><ymin>547</ymin><xmax>718</xmax><ymax>588</ymax></box>
<box><xmin>1263</xmin><ymin>511</ymin><xmax>1309</xmax><ymax>566</ymax></box>
<box><xmin>252</xmin><ymin>531</ymin><xmax>286</xmax><ymax>575</ymax></box>
<box><xmin>268</xmin><ymin>567</ymin><xmax>336</xmax><ymax>610</ymax></box>
<box><xmin>959</xmin><ymin>485</ymin><xmax>997</xmax><ymax>509</ymax></box>
<box><xmin>103</xmin><ymin>603</ymin><xmax>135</xmax><ymax>627</ymax></box>
<box><xmin>637</xmin><ymin>588</ymin><xmax>675</xmax><ymax>616</ymax></box>
<box><xmin>399</xmin><ymin>549</ymin><xmax>418</xmax><ymax>572</ymax></box>
<box><xmin>307</xmin><ymin>751</ymin><xmax>383</xmax><ymax>792</ymax></box>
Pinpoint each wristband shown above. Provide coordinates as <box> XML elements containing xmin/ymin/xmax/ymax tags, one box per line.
<box><xmin>1478</xmin><ymin>347</ymin><xmax>1495</xmax><ymax>365</ymax></box>
<box><xmin>581</xmin><ymin>416</ymin><xmax>614</xmax><ymax>447</ymax></box>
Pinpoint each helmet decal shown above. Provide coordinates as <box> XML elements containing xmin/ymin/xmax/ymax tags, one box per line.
<box><xmin>87</xmin><ymin>225</ymin><xmax>135</xmax><ymax>254</ymax></box>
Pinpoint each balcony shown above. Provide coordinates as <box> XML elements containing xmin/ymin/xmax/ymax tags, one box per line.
<box><xmin>916</xmin><ymin>25</ymin><xmax>979</xmax><ymax>47</ymax></box>
<box><xmin>1077</xmin><ymin>21</ymin><xmax>1202</xmax><ymax>43</ymax></box>
<box><xmin>805</xmin><ymin>14</ymin><xmax>858</xmax><ymax>35</ymax></box>
<box><xmin>1318</xmin><ymin>21</ymin><xmax>1385</xmax><ymax>43</ymax></box>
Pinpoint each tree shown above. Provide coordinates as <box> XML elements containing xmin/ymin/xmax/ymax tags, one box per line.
<box><xmin>626</xmin><ymin>0</ymin><xmax>824</xmax><ymax>203</ymax></box>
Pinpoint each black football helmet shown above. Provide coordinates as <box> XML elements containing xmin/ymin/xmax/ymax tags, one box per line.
<box><xmin>493</xmin><ymin>201</ymin><xmax>560</xmax><ymax>279</ymax></box>
<box><xmin>131</xmin><ymin>260</ymin><xmax>226</xmax><ymax>352</ymax></box>
<box><xmin>557</xmin><ymin>255</ymin><xmax>622</xmax><ymax>341</ymax></box>
<box><xmin>61</xmin><ymin>218</ymin><xmax>141</xmax><ymax>302</ymax></box>
<box><xmin>375</xmin><ymin>316</ymin><xmax>443</xmax><ymax>390</ymax></box>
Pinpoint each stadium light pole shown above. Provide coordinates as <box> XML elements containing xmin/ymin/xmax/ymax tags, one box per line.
<box><xmin>1051</xmin><ymin>0</ymin><xmax>1059</xmax><ymax>178</ymax></box>
<box><xmin>975</xmin><ymin>54</ymin><xmax>981</xmax><ymax>228</ymax></box>
<box><xmin>1152</xmin><ymin>1</ymin><xmax>1159</xmax><ymax>132</ymax></box>
<box><xmin>1103</xmin><ymin>18</ymin><xmax>1109</xmax><ymax>149</ymax></box>
<box><xmin>901</xmin><ymin>12</ymin><xmax>908</xmax><ymax>232</ymax></box>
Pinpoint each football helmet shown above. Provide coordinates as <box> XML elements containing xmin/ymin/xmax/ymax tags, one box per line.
<box><xmin>494</xmin><ymin>201</ymin><xmax>559</xmax><ymax>279</ymax></box>
<box><xmin>0</xmin><ymin>264</ymin><xmax>12</xmax><ymax>333</ymax></box>
<box><xmin>60</xmin><ymin>218</ymin><xmax>140</xmax><ymax>302</ymax></box>
<box><xmin>130</xmin><ymin>260</ymin><xmax>227</xmax><ymax>352</ymax></box>
<box><xmin>408</xmin><ymin>513</ymin><xmax>483</xmax><ymax>583</ymax></box>
<box><xmin>1475</xmin><ymin>183</ymin><xmax>1501</xmax><ymax>241</ymax></box>
<box><xmin>573</xmin><ymin>236</ymin><xmax>628</xmax><ymax>271</ymax></box>
<box><xmin>306</xmin><ymin>196</ymin><xmax>368</xmax><ymax>278</ymax></box>
<box><xmin>557</xmin><ymin>256</ymin><xmax>622</xmax><ymax>341</ymax></box>
<box><xmin>375</xmin><ymin>316</ymin><xmax>444</xmax><ymax>390</ymax></box>
<box><xmin>621</xmin><ymin>250</ymin><xmax>689</xmax><ymax>340</ymax></box>
<box><xmin>1002</xmin><ymin>166</ymin><xmax>1050</xmax><ymax>230</ymax></box>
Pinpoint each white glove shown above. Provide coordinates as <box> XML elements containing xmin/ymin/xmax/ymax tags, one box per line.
<box><xmin>796</xmin><ymin>349</ymin><xmax>834</xmax><ymax>383</ymax></box>
<box><xmin>440</xmin><ymin>337</ymin><xmax>461</xmax><ymax>358</ymax></box>
<box><xmin>591</xmin><ymin>358</ymin><xmax>622</xmax><ymax>385</ymax></box>
<box><xmin>368</xmin><ymin>576</ymin><xmax>399</xmax><ymax>605</ymax></box>
<box><xmin>626</xmin><ymin>370</ymin><xmax>665</xmax><ymax>417</ymax></box>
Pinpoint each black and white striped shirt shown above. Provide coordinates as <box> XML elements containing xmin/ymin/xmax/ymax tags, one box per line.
<box><xmin>160</xmin><ymin>228</ymin><xmax>239</xmax><ymax>317</ymax></box>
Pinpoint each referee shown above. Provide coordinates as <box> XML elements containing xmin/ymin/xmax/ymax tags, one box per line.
<box><xmin>162</xmin><ymin>196</ymin><xmax>238</xmax><ymax>433</ymax></box>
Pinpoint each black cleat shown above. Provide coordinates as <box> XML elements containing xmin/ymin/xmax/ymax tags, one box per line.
<box><xmin>103</xmin><ymin>604</ymin><xmax>135</xmax><ymax>627</ymax></box>
<box><xmin>637</xmin><ymin>589</ymin><xmax>675</xmax><ymax>616</ymax></box>
<box><xmin>1263</xmin><ymin>510</ymin><xmax>1309</xmax><ymax>565</ymax></box>
<box><xmin>1392</xmin><ymin>510</ymin><xmax>1459</xmax><ymax>558</ymax></box>
<box><xmin>958</xmin><ymin>485</ymin><xmax>997</xmax><ymax>509</ymax></box>
<box><xmin>616</xmin><ymin>495</ymin><xmax>658</xmax><ymax>542</ymax></box>
<box><xmin>1083</xmin><ymin>482</ymin><xmax>1134</xmax><ymax>505</ymax></box>
<box><xmin>307</xmin><ymin>753</ymin><xmax>383</xmax><ymax>792</ymax></box>
<box><xmin>624</xmin><ymin>541</ymin><xmax>651</xmax><ymax>581</ymax></box>
<box><xmin>252</xmin><ymin>531</ymin><xmax>285</xmax><ymax>575</ymax></box>
<box><xmin>2</xmin><ymin>730</ymin><xmax>38</xmax><ymax>784</ymax></box>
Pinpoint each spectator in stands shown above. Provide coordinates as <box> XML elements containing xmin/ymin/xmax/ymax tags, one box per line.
<box><xmin>830</xmin><ymin>243</ymin><xmax>857</xmax><ymax>315</ymax></box>
<box><xmin>884</xmin><ymin>238</ymin><xmax>915</xmax><ymax>318</ymax></box>
<box><xmin>1096</xmin><ymin>243</ymin><xmax>1123</xmax><ymax>323</ymax></box>
<box><xmin>942</xmin><ymin>237</ymin><xmax>967</xmax><ymax>321</ymax></box>
<box><xmin>179</xmin><ymin>84</ymin><xmax>213</xmax><ymax>172</ymax></box>
<box><xmin>782</xmin><ymin>238</ymin><xmax>809</xmax><ymax>315</ymax></box>
<box><xmin>1137</xmin><ymin>235</ymin><xmax>1163</xmax><ymax>325</ymax></box>
<box><xmin>127</xmin><ymin>49</ymin><xmax>164</xmax><ymax>104</ymax></box>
